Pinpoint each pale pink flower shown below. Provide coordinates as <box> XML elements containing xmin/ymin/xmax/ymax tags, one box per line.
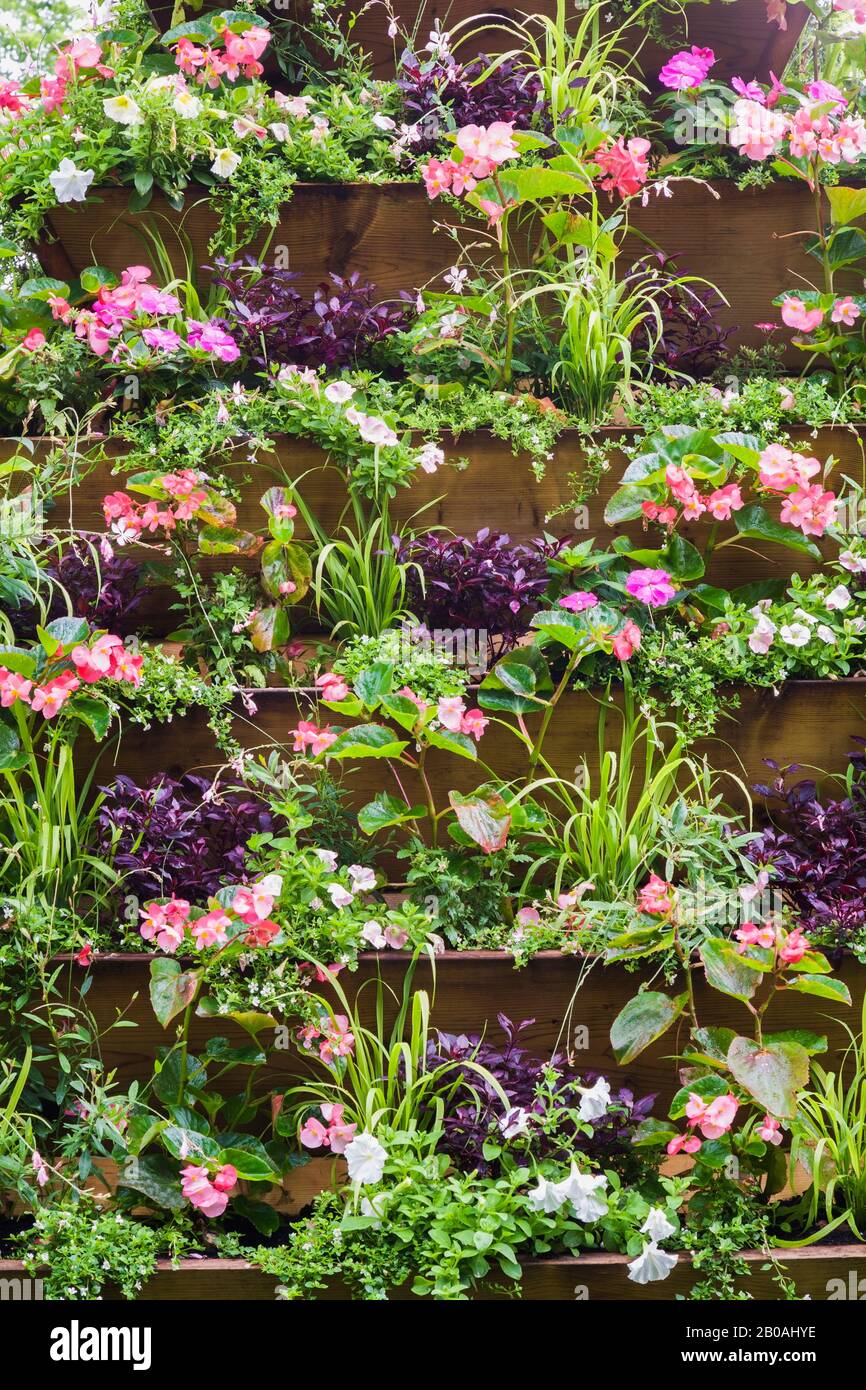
<box><xmin>781</xmin><ymin>296</ymin><xmax>824</xmax><ymax>333</ymax></box>
<box><xmin>559</xmin><ymin>592</ymin><xmax>598</xmax><ymax>612</ymax></box>
<box><xmin>832</xmin><ymin>296</ymin><xmax>861</xmax><ymax>326</ymax></box>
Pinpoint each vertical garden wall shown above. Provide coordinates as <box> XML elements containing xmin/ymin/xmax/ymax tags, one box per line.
<box><xmin>2</xmin><ymin>0</ymin><xmax>866</xmax><ymax>1305</ymax></box>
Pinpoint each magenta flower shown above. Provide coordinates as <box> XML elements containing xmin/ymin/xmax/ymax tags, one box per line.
<box><xmin>625</xmin><ymin>568</ymin><xmax>676</xmax><ymax>606</ymax></box>
<box><xmin>658</xmin><ymin>46</ymin><xmax>715</xmax><ymax>91</ymax></box>
<box><xmin>558</xmin><ymin>591</ymin><xmax>599</xmax><ymax>612</ymax></box>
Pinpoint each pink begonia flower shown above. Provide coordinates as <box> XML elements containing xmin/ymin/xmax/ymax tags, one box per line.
<box><xmin>730</xmin><ymin>98</ymin><xmax>789</xmax><ymax>160</ymax></box>
<box><xmin>300</xmin><ymin>1116</ymin><xmax>328</xmax><ymax>1148</ymax></box>
<box><xmin>291</xmin><ymin>720</ymin><xmax>338</xmax><ymax>756</ymax></box>
<box><xmin>455</xmin><ymin>121</ymin><xmax>518</xmax><ymax>166</ymax></box>
<box><xmin>780</xmin><ymin>485</ymin><xmax>837</xmax><ymax>537</ymax></box>
<box><xmin>460</xmin><ymin>707</ymin><xmax>488</xmax><ymax>741</ymax></box>
<box><xmin>139</xmin><ymin>903</ymin><xmax>185</xmax><ymax>954</ymax></box>
<box><xmin>420</xmin><ymin>156</ymin><xmax>454</xmax><ymax>197</ymax></box>
<box><xmin>437</xmin><ymin>695</ymin><xmax>466</xmax><ymax>732</ymax></box>
<box><xmin>757</xmin><ymin>443</ymin><xmax>820</xmax><ymax>492</ymax></box>
<box><xmin>181</xmin><ymin>1163</ymin><xmax>237</xmax><ymax>1218</ymax></box>
<box><xmin>30</xmin><ymin>676</ymin><xmax>78</xmax><ymax>719</ymax></box>
<box><xmin>625</xmin><ymin>568</ymin><xmax>676</xmax><ymax>606</ymax></box>
<box><xmin>706</xmin><ymin>484</ymin><xmax>744</xmax><ymax>520</ymax></box>
<box><xmin>685</xmin><ymin>1092</ymin><xmax>738</xmax><ymax>1140</ymax></box>
<box><xmin>778</xmin><ymin>927</ymin><xmax>810</xmax><ymax>964</ymax></box>
<box><xmin>559</xmin><ymin>591</ymin><xmax>599</xmax><ymax>612</ymax></box>
<box><xmin>612</xmin><ymin>619</ymin><xmax>642</xmax><ymax>661</ymax></box>
<box><xmin>658</xmin><ymin>46</ymin><xmax>716</xmax><ymax>90</ymax></box>
<box><xmin>22</xmin><ymin>328</ymin><xmax>46</xmax><ymax>352</ymax></box>
<box><xmin>637</xmin><ymin>873</ymin><xmax>675</xmax><ymax>916</ymax></box>
<box><xmin>319</xmin><ymin>1014</ymin><xmax>355</xmax><ymax>1065</ymax></box>
<box><xmin>316</xmin><ymin>671</ymin><xmax>350</xmax><ymax>701</ymax></box>
<box><xmin>595</xmin><ymin>137</ymin><xmax>651</xmax><ymax>198</ymax></box>
<box><xmin>665</xmin><ymin>464</ymin><xmax>698</xmax><ymax>504</ymax></box>
<box><xmin>516</xmin><ymin>907</ymin><xmax>541</xmax><ymax>927</ymax></box>
<box><xmin>781</xmin><ymin>296</ymin><xmax>825</xmax><ymax>333</ymax></box>
<box><xmin>0</xmin><ymin>668</ymin><xmax>32</xmax><ymax>706</ymax></box>
<box><xmin>397</xmin><ymin>686</ymin><xmax>428</xmax><ymax>716</ymax></box>
<box><xmin>832</xmin><ymin>296</ymin><xmax>861</xmax><ymax>326</ymax></box>
<box><xmin>667</xmin><ymin>1133</ymin><xmax>702</xmax><ymax>1157</ymax></box>
<box><xmin>758</xmin><ymin>1114</ymin><xmax>783</xmax><ymax>1145</ymax></box>
<box><xmin>70</xmin><ymin>632</ymin><xmax>124</xmax><ymax>683</ymax></box>
<box><xmin>190</xmin><ymin>909</ymin><xmax>231</xmax><ymax>949</ymax></box>
<box><xmin>734</xmin><ymin>921</ymin><xmax>775</xmax><ymax>954</ymax></box>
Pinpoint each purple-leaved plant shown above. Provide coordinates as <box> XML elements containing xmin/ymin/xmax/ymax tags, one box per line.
<box><xmin>12</xmin><ymin>533</ymin><xmax>147</xmax><ymax>639</ymax></box>
<box><xmin>628</xmin><ymin>252</ymin><xmax>735</xmax><ymax>379</ymax></box>
<box><xmin>428</xmin><ymin>1015</ymin><xmax>656</xmax><ymax>1178</ymax></box>
<box><xmin>98</xmin><ymin>774</ymin><xmax>275</xmax><ymax>904</ymax></box>
<box><xmin>394</xmin><ymin>529</ymin><xmax>564</xmax><ymax>659</ymax></box>
<box><xmin>398</xmin><ymin>52</ymin><xmax>545</xmax><ymax>153</ymax></box>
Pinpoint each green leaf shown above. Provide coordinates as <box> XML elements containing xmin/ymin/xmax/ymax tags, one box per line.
<box><xmin>249</xmin><ymin>605</ymin><xmax>290</xmax><ymax>653</ymax></box>
<box><xmin>424</xmin><ymin>726</ymin><xmax>478</xmax><ymax>760</ymax></box>
<box><xmin>79</xmin><ymin>265</ymin><xmax>119</xmax><ymax>294</ymax></box>
<box><xmin>734</xmin><ymin>503</ymin><xmax>822</xmax><ymax>559</ymax></box>
<box><xmin>699</xmin><ymin>938</ymin><xmax>762</xmax><ymax>1001</ymax></box>
<box><xmin>161</xmin><ymin>1126</ymin><xmax>220</xmax><ymax>1161</ymax></box>
<box><xmin>325</xmin><ymin>724</ymin><xmax>409</xmax><ymax>760</ymax></box>
<box><xmin>783</xmin><ymin>975</ymin><xmax>852</xmax><ymax>1005</ymax></box>
<box><xmin>197</xmin><ymin>525</ymin><xmax>260</xmax><ymax>556</ymax></box>
<box><xmin>690</xmin><ymin>1026</ymin><xmax>736</xmax><ymax>1062</ymax></box>
<box><xmin>0</xmin><ymin>721</ymin><xmax>24</xmax><ymax>771</ymax></box>
<box><xmin>358</xmin><ymin>791</ymin><xmax>425</xmax><ymax>834</ymax></box>
<box><xmin>610</xmin><ymin>991</ymin><xmax>687</xmax><ymax>1066</ymax></box>
<box><xmin>19</xmin><ymin>276</ymin><xmax>70</xmax><ymax>302</ymax></box>
<box><xmin>72</xmin><ymin>695</ymin><xmax>111</xmax><ymax>741</ymax></box>
<box><xmin>149</xmin><ymin>958</ymin><xmax>203</xmax><ymax>1029</ymax></box>
<box><xmin>233</xmin><ymin>1195</ymin><xmax>280</xmax><ymax>1236</ymax></box>
<box><xmin>117</xmin><ymin>1155</ymin><xmax>185</xmax><ymax>1210</ymax></box>
<box><xmin>726</xmin><ymin>1037</ymin><xmax>810</xmax><ymax>1119</ymax></box>
<box><xmin>764</xmin><ymin>1029</ymin><xmax>827</xmax><ymax>1056</ymax></box>
<box><xmin>218</xmin><ymin>1146</ymin><xmax>279</xmax><ymax>1182</ymax></box>
<box><xmin>353</xmin><ymin>661</ymin><xmax>394</xmax><ymax>709</ymax></box>
<box><xmin>670</xmin><ymin>1073</ymin><xmax>731</xmax><ymax>1119</ymax></box>
<box><xmin>827</xmin><ymin>185</ymin><xmax>866</xmax><ymax>226</ymax></box>
<box><xmin>478</xmin><ymin>646</ymin><xmax>552</xmax><ymax>714</ymax></box>
<box><xmin>448</xmin><ymin>790</ymin><xmax>511</xmax><ymax>853</ymax></box>
<box><xmin>44</xmin><ymin>615</ymin><xmax>89</xmax><ymax>648</ymax></box>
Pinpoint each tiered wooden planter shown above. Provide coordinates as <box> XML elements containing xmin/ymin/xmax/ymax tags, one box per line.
<box><xmin>35</xmin><ymin>181</ymin><xmax>841</xmax><ymax>357</ymax></box>
<box><xmin>0</xmin><ymin>1244</ymin><xmax>858</xmax><ymax>1300</ymax></box>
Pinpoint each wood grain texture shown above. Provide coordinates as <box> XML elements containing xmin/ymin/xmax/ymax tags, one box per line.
<box><xmin>141</xmin><ymin>0</ymin><xmax>808</xmax><ymax>86</ymax></box>
<box><xmin>49</xmin><ymin>950</ymin><xmax>865</xmax><ymax>1112</ymax></box>
<box><xmin>21</xmin><ymin>425</ymin><xmax>866</xmax><ymax>616</ymax></box>
<box><xmin>39</xmin><ymin>181</ymin><xmax>830</xmax><ymax>356</ymax></box>
<box><xmin>0</xmin><ymin>1242</ymin><xmax>856</xmax><ymax>1299</ymax></box>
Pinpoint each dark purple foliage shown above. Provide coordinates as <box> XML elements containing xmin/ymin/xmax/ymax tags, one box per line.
<box><xmin>629</xmin><ymin>252</ymin><xmax>735</xmax><ymax>379</ymax></box>
<box><xmin>12</xmin><ymin>533</ymin><xmax>146</xmax><ymax>639</ymax></box>
<box><xmin>398</xmin><ymin>52</ymin><xmax>545</xmax><ymax>153</ymax></box>
<box><xmin>428</xmin><ymin>1015</ymin><xmax>655</xmax><ymax>1178</ymax></box>
<box><xmin>97</xmin><ymin>774</ymin><xmax>275</xmax><ymax>903</ymax></box>
<box><xmin>748</xmin><ymin>756</ymin><xmax>866</xmax><ymax>952</ymax></box>
<box><xmin>394</xmin><ymin>529</ymin><xmax>564</xmax><ymax>658</ymax></box>
<box><xmin>211</xmin><ymin>259</ymin><xmax>413</xmax><ymax>369</ymax></box>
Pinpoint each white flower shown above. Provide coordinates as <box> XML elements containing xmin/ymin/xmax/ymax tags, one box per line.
<box><xmin>269</xmin><ymin>122</ymin><xmax>290</xmax><ymax>142</ymax></box>
<box><xmin>627</xmin><ymin>1241</ymin><xmax>678</xmax><ymax>1284</ymax></box>
<box><xmin>314</xmin><ymin>848</ymin><xmax>338</xmax><ymax>871</ymax></box>
<box><xmin>641</xmin><ymin>1207</ymin><xmax>677</xmax><ymax>1242</ymax></box>
<box><xmin>327</xmin><ymin>882</ymin><xmax>354</xmax><ymax>909</ymax></box>
<box><xmin>839</xmin><ymin>550</ymin><xmax>866</xmax><ymax>573</ymax></box>
<box><xmin>417</xmin><ymin>442</ymin><xmax>444</xmax><ymax>474</ymax></box>
<box><xmin>577</xmin><ymin>1077</ymin><xmax>610</xmax><ymax>1122</ymax></box>
<box><xmin>361</xmin><ymin>919</ymin><xmax>387</xmax><ymax>949</ymax></box>
<box><xmin>372</xmin><ymin>113</ymin><xmax>396</xmax><ymax>130</ymax></box>
<box><xmin>325</xmin><ymin>380</ymin><xmax>354</xmax><ymax>404</ymax></box>
<box><xmin>359</xmin><ymin>1192</ymin><xmax>388</xmax><ymax>1226</ymax></box>
<box><xmin>779</xmin><ymin>622</ymin><xmax>811</xmax><ymax>648</ymax></box>
<box><xmin>258</xmin><ymin>873</ymin><xmax>283</xmax><ymax>897</ymax></box>
<box><xmin>103</xmin><ymin>94</ymin><xmax>143</xmax><ymax>126</ymax></box>
<box><xmin>556</xmin><ymin>1164</ymin><xmax>609</xmax><ymax>1222</ymax></box>
<box><xmin>345</xmin><ymin>1131</ymin><xmax>387</xmax><ymax>1185</ymax></box>
<box><xmin>816</xmin><ymin>624</ymin><xmax>837</xmax><ymax>645</ymax></box>
<box><xmin>500</xmin><ymin>1107</ymin><xmax>530</xmax><ymax>1139</ymax></box>
<box><xmin>348</xmin><ymin>864</ymin><xmax>376</xmax><ymax>892</ymax></box>
<box><xmin>48</xmin><ymin>158</ymin><xmax>95</xmax><ymax>203</ymax></box>
<box><xmin>444</xmin><ymin>265</ymin><xmax>468</xmax><ymax>292</ymax></box>
<box><xmin>526</xmin><ymin>1175</ymin><xmax>567</xmax><ymax>1214</ymax></box>
<box><xmin>211</xmin><ymin>148</ymin><xmax>241</xmax><ymax>178</ymax></box>
<box><xmin>173</xmin><ymin>89</ymin><xmax>202</xmax><ymax>119</ymax></box>
<box><xmin>826</xmin><ymin>583</ymin><xmax>852</xmax><ymax>611</ymax></box>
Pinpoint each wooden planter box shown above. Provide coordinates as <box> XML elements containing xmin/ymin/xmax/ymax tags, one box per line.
<box><xmin>96</xmin><ymin>680</ymin><xmax>866</xmax><ymax>813</ymax></box>
<box><xmin>23</xmin><ymin>425</ymin><xmax>866</xmax><ymax>623</ymax></box>
<box><xmin>1</xmin><ymin>1242</ymin><xmax>858</xmax><ymax>1300</ymax></box>
<box><xmin>36</xmin><ymin>181</ymin><xmax>834</xmax><ymax>358</ymax></box>
<box><xmin>142</xmin><ymin>0</ymin><xmax>806</xmax><ymax>86</ymax></box>
<box><xmin>49</xmin><ymin>949</ymin><xmax>864</xmax><ymax>1111</ymax></box>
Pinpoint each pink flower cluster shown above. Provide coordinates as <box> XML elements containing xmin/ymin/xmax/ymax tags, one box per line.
<box><xmin>181</xmin><ymin>1162</ymin><xmax>238</xmax><ymax>1217</ymax></box>
<box><xmin>139</xmin><ymin>881</ymin><xmax>281</xmax><ymax>954</ymax></box>
<box><xmin>757</xmin><ymin>444</ymin><xmax>836</xmax><ymax>537</ymax></box>
<box><xmin>637</xmin><ymin>874</ymin><xmax>675</xmax><ymax>916</ymax></box>
<box><xmin>436</xmin><ymin>695</ymin><xmax>488</xmax><ymax>742</ymax></box>
<box><xmin>782</xmin><ymin>293</ymin><xmax>861</xmax><ymax>334</ymax></box>
<box><xmin>731</xmin><ymin>96</ymin><xmax>866</xmax><ymax>165</ymax></box>
<box><xmin>420</xmin><ymin>120</ymin><xmax>518</xmax><ymax>199</ymax></box>
<box><xmin>0</xmin><ymin>632</ymin><xmax>141</xmax><ymax>720</ymax></box>
<box><xmin>102</xmin><ymin>470</ymin><xmax>210</xmax><ymax>542</ymax></box>
<box><xmin>594</xmin><ymin>137</ymin><xmax>651</xmax><ymax>199</ymax></box>
<box><xmin>663</xmin><ymin>465</ymin><xmax>746</xmax><ymax>523</ymax></box>
<box><xmin>735</xmin><ymin>921</ymin><xmax>810</xmax><ymax>964</ymax></box>
<box><xmin>658</xmin><ymin>46</ymin><xmax>716</xmax><ymax>91</ymax></box>
<box><xmin>173</xmin><ymin>26</ymin><xmax>271</xmax><ymax>86</ymax></box>
<box><xmin>300</xmin><ymin>1103</ymin><xmax>357</xmax><ymax>1153</ymax></box>
<box><xmin>291</xmin><ymin>720</ymin><xmax>339</xmax><ymax>756</ymax></box>
<box><xmin>298</xmin><ymin>1014</ymin><xmax>355</xmax><ymax>1066</ymax></box>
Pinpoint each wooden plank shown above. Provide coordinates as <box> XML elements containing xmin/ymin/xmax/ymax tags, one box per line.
<box><xmin>39</xmin><ymin>181</ymin><xmax>831</xmax><ymax>357</ymax></box>
<box><xmin>49</xmin><ymin>949</ymin><xmax>865</xmax><ymax>1111</ymax></box>
<box><xmin>0</xmin><ymin>1241</ymin><xmax>857</xmax><ymax>1300</ymax></box>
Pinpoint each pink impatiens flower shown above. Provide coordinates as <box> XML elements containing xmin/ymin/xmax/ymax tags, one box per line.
<box><xmin>658</xmin><ymin>46</ymin><xmax>715</xmax><ymax>90</ymax></box>
<box><xmin>558</xmin><ymin>592</ymin><xmax>599</xmax><ymax>612</ymax></box>
<box><xmin>625</xmin><ymin>568</ymin><xmax>676</xmax><ymax>607</ymax></box>
<box><xmin>611</xmin><ymin>619</ymin><xmax>642</xmax><ymax>662</ymax></box>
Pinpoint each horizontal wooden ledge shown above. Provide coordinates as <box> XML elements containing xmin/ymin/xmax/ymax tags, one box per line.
<box><xmin>1</xmin><ymin>1242</ymin><xmax>860</xmax><ymax>1300</ymax></box>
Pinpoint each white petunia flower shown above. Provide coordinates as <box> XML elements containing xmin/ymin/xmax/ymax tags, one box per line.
<box><xmin>556</xmin><ymin>1164</ymin><xmax>609</xmax><ymax>1222</ymax></box>
<box><xmin>826</xmin><ymin>583</ymin><xmax>852</xmax><ymax>611</ymax></box>
<box><xmin>526</xmin><ymin>1175</ymin><xmax>567</xmax><ymax>1214</ymax></box>
<box><xmin>48</xmin><ymin>158</ymin><xmax>94</xmax><ymax>203</ymax></box>
<box><xmin>211</xmin><ymin>148</ymin><xmax>241</xmax><ymax>178</ymax></box>
<box><xmin>627</xmin><ymin>1241</ymin><xmax>678</xmax><ymax>1284</ymax></box>
<box><xmin>345</xmin><ymin>1132</ymin><xmax>387</xmax><ymax>1185</ymax></box>
<box><xmin>104</xmin><ymin>94</ymin><xmax>143</xmax><ymax>126</ymax></box>
<box><xmin>779</xmin><ymin>622</ymin><xmax>811</xmax><ymax>648</ymax></box>
<box><xmin>173</xmin><ymin>89</ymin><xmax>202</xmax><ymax>119</ymax></box>
<box><xmin>577</xmin><ymin>1077</ymin><xmax>611</xmax><ymax>1121</ymax></box>
<box><xmin>640</xmin><ymin>1207</ymin><xmax>677</xmax><ymax>1242</ymax></box>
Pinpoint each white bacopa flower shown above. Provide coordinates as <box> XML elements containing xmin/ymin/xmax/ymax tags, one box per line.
<box><xmin>627</xmin><ymin>1241</ymin><xmax>678</xmax><ymax>1284</ymax></box>
<box><xmin>103</xmin><ymin>94</ymin><xmax>143</xmax><ymax>126</ymax></box>
<box><xmin>577</xmin><ymin>1077</ymin><xmax>611</xmax><ymax>1121</ymax></box>
<box><xmin>345</xmin><ymin>1131</ymin><xmax>387</xmax><ymax>1185</ymax></box>
<box><xmin>526</xmin><ymin>1175</ymin><xmax>567</xmax><ymax>1214</ymax></box>
<box><xmin>173</xmin><ymin>89</ymin><xmax>202</xmax><ymax>119</ymax></box>
<box><xmin>640</xmin><ymin>1207</ymin><xmax>677</xmax><ymax>1242</ymax></box>
<box><xmin>48</xmin><ymin>158</ymin><xmax>95</xmax><ymax>203</ymax></box>
<box><xmin>826</xmin><ymin>583</ymin><xmax>852</xmax><ymax>611</ymax></box>
<box><xmin>556</xmin><ymin>1164</ymin><xmax>609</xmax><ymax>1222</ymax></box>
<box><xmin>211</xmin><ymin>148</ymin><xmax>241</xmax><ymax>178</ymax></box>
<box><xmin>779</xmin><ymin>622</ymin><xmax>811</xmax><ymax>648</ymax></box>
